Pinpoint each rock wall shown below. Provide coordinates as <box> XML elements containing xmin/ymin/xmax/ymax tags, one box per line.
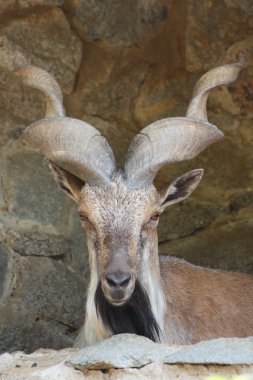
<box><xmin>0</xmin><ymin>0</ymin><xmax>252</xmax><ymax>352</ymax></box>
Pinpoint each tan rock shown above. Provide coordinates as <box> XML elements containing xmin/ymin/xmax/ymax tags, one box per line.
<box><xmin>78</xmin><ymin>114</ymin><xmax>136</xmax><ymax>166</ymax></box>
<box><xmin>0</xmin><ymin>69</ymin><xmax>45</xmax><ymax>123</ymax></box>
<box><xmin>65</xmin><ymin>0</ymin><xmax>169</xmax><ymax>48</ymax></box>
<box><xmin>0</xmin><ymin>0</ymin><xmax>64</xmax><ymax>15</ymax></box>
<box><xmin>66</xmin><ymin>0</ymin><xmax>187</xmax><ymax>128</ymax></box>
<box><xmin>1</xmin><ymin>335</ymin><xmax>253</xmax><ymax>379</ymax></box>
<box><xmin>233</xmin><ymin>0</ymin><xmax>253</xmax><ymax>15</ymax></box>
<box><xmin>4</xmin><ymin>8</ymin><xmax>82</xmax><ymax>93</ymax></box>
<box><xmin>185</xmin><ymin>0</ymin><xmax>251</xmax><ymax>72</ymax></box>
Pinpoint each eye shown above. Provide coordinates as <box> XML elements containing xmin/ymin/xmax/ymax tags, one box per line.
<box><xmin>150</xmin><ymin>212</ymin><xmax>160</xmax><ymax>221</ymax></box>
<box><xmin>79</xmin><ymin>212</ymin><xmax>96</xmax><ymax>234</ymax></box>
<box><xmin>79</xmin><ymin>212</ymin><xmax>89</xmax><ymax>222</ymax></box>
<box><xmin>142</xmin><ymin>212</ymin><xmax>160</xmax><ymax>231</ymax></box>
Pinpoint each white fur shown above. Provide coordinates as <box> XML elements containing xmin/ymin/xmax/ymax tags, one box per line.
<box><xmin>74</xmin><ymin>241</ymin><xmax>109</xmax><ymax>348</ymax></box>
<box><xmin>139</xmin><ymin>243</ymin><xmax>166</xmax><ymax>342</ymax></box>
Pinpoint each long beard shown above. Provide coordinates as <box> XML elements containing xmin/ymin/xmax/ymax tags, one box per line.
<box><xmin>95</xmin><ymin>280</ymin><xmax>161</xmax><ymax>342</ymax></box>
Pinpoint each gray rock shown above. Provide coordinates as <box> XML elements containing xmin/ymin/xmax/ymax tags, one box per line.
<box><xmin>2</xmin><ymin>228</ymin><xmax>71</xmax><ymax>257</ymax></box>
<box><xmin>234</xmin><ymin>0</ymin><xmax>253</xmax><ymax>14</ymax></box>
<box><xmin>1</xmin><ymin>345</ymin><xmax>253</xmax><ymax>380</ymax></box>
<box><xmin>69</xmin><ymin>334</ymin><xmax>253</xmax><ymax>370</ymax></box>
<box><xmin>158</xmin><ymin>199</ymin><xmax>220</xmax><ymax>242</ymax></box>
<box><xmin>4</xmin><ymin>8</ymin><xmax>82</xmax><ymax>93</ymax></box>
<box><xmin>67</xmin><ymin>0</ymin><xmax>168</xmax><ymax>47</ymax></box>
<box><xmin>1</xmin><ymin>150</ymin><xmax>73</xmax><ymax>229</ymax></box>
<box><xmin>0</xmin><ymin>244</ymin><xmax>86</xmax><ymax>353</ymax></box>
<box><xmin>167</xmin><ymin>336</ymin><xmax>253</xmax><ymax>365</ymax></box>
<box><xmin>185</xmin><ymin>0</ymin><xmax>250</xmax><ymax>72</ymax></box>
<box><xmin>0</xmin><ymin>177</ymin><xmax>8</xmax><ymax>212</ymax></box>
<box><xmin>70</xmin><ymin>55</ymin><xmax>150</xmax><ymax>129</ymax></box>
<box><xmin>79</xmin><ymin>115</ymin><xmax>136</xmax><ymax>166</ymax></box>
<box><xmin>229</xmin><ymin>191</ymin><xmax>253</xmax><ymax>213</ymax></box>
<box><xmin>159</xmin><ymin>219</ymin><xmax>253</xmax><ymax>274</ymax></box>
<box><xmin>0</xmin><ymin>68</ymin><xmax>45</xmax><ymax>123</ymax></box>
<box><xmin>69</xmin><ymin>334</ymin><xmax>166</xmax><ymax>370</ymax></box>
<box><xmin>0</xmin><ymin>113</ymin><xmax>26</xmax><ymax>148</ymax></box>
<box><xmin>0</xmin><ymin>244</ymin><xmax>9</xmax><ymax>301</ymax></box>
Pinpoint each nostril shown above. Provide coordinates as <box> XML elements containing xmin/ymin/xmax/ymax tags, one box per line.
<box><xmin>106</xmin><ymin>273</ymin><xmax>131</xmax><ymax>289</ymax></box>
<box><xmin>106</xmin><ymin>275</ymin><xmax>117</xmax><ymax>288</ymax></box>
<box><xmin>121</xmin><ymin>276</ymin><xmax>131</xmax><ymax>288</ymax></box>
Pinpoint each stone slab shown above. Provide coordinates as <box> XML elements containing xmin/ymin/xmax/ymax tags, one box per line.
<box><xmin>69</xmin><ymin>334</ymin><xmax>253</xmax><ymax>370</ymax></box>
<box><xmin>0</xmin><ymin>336</ymin><xmax>253</xmax><ymax>379</ymax></box>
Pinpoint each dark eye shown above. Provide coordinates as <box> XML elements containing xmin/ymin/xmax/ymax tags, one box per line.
<box><xmin>79</xmin><ymin>212</ymin><xmax>89</xmax><ymax>222</ymax></box>
<box><xmin>150</xmin><ymin>212</ymin><xmax>160</xmax><ymax>221</ymax></box>
<box><xmin>79</xmin><ymin>212</ymin><xmax>96</xmax><ymax>233</ymax></box>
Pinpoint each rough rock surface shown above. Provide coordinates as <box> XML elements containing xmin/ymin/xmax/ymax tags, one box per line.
<box><xmin>0</xmin><ymin>0</ymin><xmax>252</xmax><ymax>353</ymax></box>
<box><xmin>0</xmin><ymin>244</ymin><xmax>86</xmax><ymax>353</ymax></box>
<box><xmin>69</xmin><ymin>334</ymin><xmax>253</xmax><ymax>369</ymax></box>
<box><xmin>1</xmin><ymin>335</ymin><xmax>253</xmax><ymax>379</ymax></box>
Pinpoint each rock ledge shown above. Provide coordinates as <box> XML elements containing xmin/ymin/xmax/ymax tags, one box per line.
<box><xmin>1</xmin><ymin>334</ymin><xmax>253</xmax><ymax>379</ymax></box>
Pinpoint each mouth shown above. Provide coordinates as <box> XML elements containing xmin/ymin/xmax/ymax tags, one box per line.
<box><xmin>106</xmin><ymin>296</ymin><xmax>130</xmax><ymax>307</ymax></box>
<box><xmin>101</xmin><ymin>281</ymin><xmax>134</xmax><ymax>307</ymax></box>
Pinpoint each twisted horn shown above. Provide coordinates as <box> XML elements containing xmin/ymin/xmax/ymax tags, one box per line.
<box><xmin>186</xmin><ymin>56</ymin><xmax>245</xmax><ymax>120</ymax></box>
<box><xmin>15</xmin><ymin>65</ymin><xmax>65</xmax><ymax>117</ymax></box>
<box><xmin>125</xmin><ymin>60</ymin><xmax>244</xmax><ymax>189</ymax></box>
<box><xmin>24</xmin><ymin>117</ymin><xmax>116</xmax><ymax>186</ymax></box>
<box><xmin>17</xmin><ymin>65</ymin><xmax>116</xmax><ymax>187</ymax></box>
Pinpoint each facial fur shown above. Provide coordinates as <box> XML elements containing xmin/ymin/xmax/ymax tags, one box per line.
<box><xmin>78</xmin><ymin>172</ymin><xmax>160</xmax><ymax>305</ymax></box>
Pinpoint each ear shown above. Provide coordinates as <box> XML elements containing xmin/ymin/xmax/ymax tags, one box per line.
<box><xmin>159</xmin><ymin>169</ymin><xmax>204</xmax><ymax>211</ymax></box>
<box><xmin>48</xmin><ymin>162</ymin><xmax>85</xmax><ymax>203</ymax></box>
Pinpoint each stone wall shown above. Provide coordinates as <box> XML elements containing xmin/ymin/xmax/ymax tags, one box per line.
<box><xmin>0</xmin><ymin>0</ymin><xmax>252</xmax><ymax>352</ymax></box>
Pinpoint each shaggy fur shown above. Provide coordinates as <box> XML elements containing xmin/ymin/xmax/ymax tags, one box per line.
<box><xmin>95</xmin><ymin>280</ymin><xmax>161</xmax><ymax>342</ymax></box>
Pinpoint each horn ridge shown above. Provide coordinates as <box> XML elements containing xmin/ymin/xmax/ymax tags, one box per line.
<box><xmin>16</xmin><ymin>63</ymin><xmax>116</xmax><ymax>187</ymax></box>
<box><xmin>15</xmin><ymin>65</ymin><xmax>65</xmax><ymax>117</ymax></box>
<box><xmin>125</xmin><ymin>60</ymin><xmax>243</xmax><ymax>189</ymax></box>
<box><xmin>125</xmin><ymin>117</ymin><xmax>223</xmax><ymax>188</ymax></box>
<box><xmin>23</xmin><ymin>116</ymin><xmax>116</xmax><ymax>187</ymax></box>
<box><xmin>186</xmin><ymin>59</ymin><xmax>244</xmax><ymax>121</ymax></box>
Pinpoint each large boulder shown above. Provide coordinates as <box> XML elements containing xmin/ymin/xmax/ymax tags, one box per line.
<box><xmin>0</xmin><ymin>244</ymin><xmax>86</xmax><ymax>353</ymax></box>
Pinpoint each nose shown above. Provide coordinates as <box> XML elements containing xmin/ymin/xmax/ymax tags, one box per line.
<box><xmin>106</xmin><ymin>273</ymin><xmax>131</xmax><ymax>289</ymax></box>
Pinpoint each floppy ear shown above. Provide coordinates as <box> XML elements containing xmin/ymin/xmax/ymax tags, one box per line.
<box><xmin>159</xmin><ymin>169</ymin><xmax>204</xmax><ymax>211</ymax></box>
<box><xmin>49</xmin><ymin>162</ymin><xmax>85</xmax><ymax>203</ymax></box>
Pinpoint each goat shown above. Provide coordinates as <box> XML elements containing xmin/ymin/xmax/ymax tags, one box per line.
<box><xmin>14</xmin><ymin>58</ymin><xmax>253</xmax><ymax>347</ymax></box>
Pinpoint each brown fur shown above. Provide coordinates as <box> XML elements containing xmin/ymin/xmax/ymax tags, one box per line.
<box><xmin>160</xmin><ymin>255</ymin><xmax>253</xmax><ymax>344</ymax></box>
